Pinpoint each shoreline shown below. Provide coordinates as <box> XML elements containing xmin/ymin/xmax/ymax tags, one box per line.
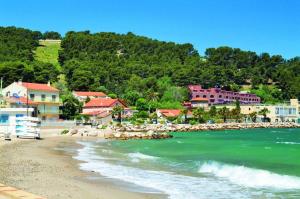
<box><xmin>0</xmin><ymin>136</ymin><xmax>165</xmax><ymax>199</ymax></box>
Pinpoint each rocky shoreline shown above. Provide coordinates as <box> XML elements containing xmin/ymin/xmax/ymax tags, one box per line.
<box><xmin>114</xmin><ymin>122</ymin><xmax>300</xmax><ymax>134</ymax></box>
<box><xmin>63</xmin><ymin>122</ymin><xmax>300</xmax><ymax>140</ymax></box>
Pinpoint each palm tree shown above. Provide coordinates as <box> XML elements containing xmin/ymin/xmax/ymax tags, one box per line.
<box><xmin>249</xmin><ymin>111</ymin><xmax>257</xmax><ymax>123</ymax></box>
<box><xmin>259</xmin><ymin>108</ymin><xmax>270</xmax><ymax>122</ymax></box>
<box><xmin>180</xmin><ymin>108</ymin><xmax>189</xmax><ymax>124</ymax></box>
<box><xmin>218</xmin><ymin>107</ymin><xmax>230</xmax><ymax>123</ymax></box>
<box><xmin>193</xmin><ymin>107</ymin><xmax>205</xmax><ymax>123</ymax></box>
<box><xmin>112</xmin><ymin>105</ymin><xmax>124</xmax><ymax>123</ymax></box>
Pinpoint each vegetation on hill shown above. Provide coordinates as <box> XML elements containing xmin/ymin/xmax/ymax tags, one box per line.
<box><xmin>34</xmin><ymin>40</ymin><xmax>61</xmax><ymax>70</ymax></box>
<box><xmin>0</xmin><ymin>26</ymin><xmax>300</xmax><ymax>109</ymax></box>
<box><xmin>0</xmin><ymin>27</ymin><xmax>59</xmax><ymax>87</ymax></box>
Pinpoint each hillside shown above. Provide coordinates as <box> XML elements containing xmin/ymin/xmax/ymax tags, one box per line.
<box><xmin>0</xmin><ymin>26</ymin><xmax>300</xmax><ymax>106</ymax></box>
<box><xmin>34</xmin><ymin>40</ymin><xmax>61</xmax><ymax>70</ymax></box>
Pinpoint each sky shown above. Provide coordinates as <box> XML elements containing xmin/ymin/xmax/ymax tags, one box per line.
<box><xmin>0</xmin><ymin>0</ymin><xmax>299</xmax><ymax>58</ymax></box>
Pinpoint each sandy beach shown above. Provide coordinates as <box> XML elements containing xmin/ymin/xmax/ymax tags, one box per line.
<box><xmin>0</xmin><ymin>132</ymin><xmax>165</xmax><ymax>199</ymax></box>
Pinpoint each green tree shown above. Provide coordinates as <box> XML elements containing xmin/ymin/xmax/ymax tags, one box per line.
<box><xmin>249</xmin><ymin>111</ymin><xmax>257</xmax><ymax>123</ymax></box>
<box><xmin>61</xmin><ymin>94</ymin><xmax>82</xmax><ymax>120</ymax></box>
<box><xmin>112</xmin><ymin>105</ymin><xmax>124</xmax><ymax>123</ymax></box>
<box><xmin>136</xmin><ymin>98</ymin><xmax>149</xmax><ymax>111</ymax></box>
<box><xmin>193</xmin><ymin>107</ymin><xmax>206</xmax><ymax>123</ymax></box>
<box><xmin>218</xmin><ymin>107</ymin><xmax>230</xmax><ymax>123</ymax></box>
<box><xmin>259</xmin><ymin>108</ymin><xmax>270</xmax><ymax>122</ymax></box>
<box><xmin>181</xmin><ymin>108</ymin><xmax>189</xmax><ymax>124</ymax></box>
<box><xmin>209</xmin><ymin>105</ymin><xmax>217</xmax><ymax>117</ymax></box>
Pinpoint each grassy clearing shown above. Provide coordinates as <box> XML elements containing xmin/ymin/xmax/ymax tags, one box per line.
<box><xmin>34</xmin><ymin>40</ymin><xmax>61</xmax><ymax>70</ymax></box>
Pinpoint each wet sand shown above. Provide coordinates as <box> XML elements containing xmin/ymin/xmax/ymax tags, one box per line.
<box><xmin>0</xmin><ymin>136</ymin><xmax>165</xmax><ymax>199</ymax></box>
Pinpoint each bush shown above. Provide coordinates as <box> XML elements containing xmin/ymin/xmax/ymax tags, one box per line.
<box><xmin>189</xmin><ymin>120</ymin><xmax>198</xmax><ymax>125</ymax></box>
<box><xmin>61</xmin><ymin>130</ymin><xmax>69</xmax><ymax>135</ymax></box>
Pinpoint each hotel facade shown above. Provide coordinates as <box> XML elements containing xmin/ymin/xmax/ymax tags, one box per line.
<box><xmin>188</xmin><ymin>85</ymin><xmax>261</xmax><ymax>105</ymax></box>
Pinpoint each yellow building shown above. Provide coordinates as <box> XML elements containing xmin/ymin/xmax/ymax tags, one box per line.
<box><xmin>216</xmin><ymin>99</ymin><xmax>299</xmax><ymax>123</ymax></box>
<box><xmin>2</xmin><ymin>81</ymin><xmax>61</xmax><ymax>121</ymax></box>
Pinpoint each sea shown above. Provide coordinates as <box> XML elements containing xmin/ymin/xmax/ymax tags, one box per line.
<box><xmin>74</xmin><ymin>128</ymin><xmax>300</xmax><ymax>199</ymax></box>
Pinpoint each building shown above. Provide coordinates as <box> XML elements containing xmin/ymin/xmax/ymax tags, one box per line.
<box><xmin>157</xmin><ymin>109</ymin><xmax>193</xmax><ymax>120</ymax></box>
<box><xmin>0</xmin><ymin>107</ymin><xmax>35</xmax><ymax>136</ymax></box>
<box><xmin>82</xmin><ymin>98</ymin><xmax>127</xmax><ymax>114</ymax></box>
<box><xmin>73</xmin><ymin>91</ymin><xmax>108</xmax><ymax>102</ymax></box>
<box><xmin>2</xmin><ymin>81</ymin><xmax>60</xmax><ymax>121</ymax></box>
<box><xmin>217</xmin><ymin>99</ymin><xmax>299</xmax><ymax>123</ymax></box>
<box><xmin>190</xmin><ymin>97</ymin><xmax>209</xmax><ymax>108</ymax></box>
<box><xmin>188</xmin><ymin>85</ymin><xmax>260</xmax><ymax>105</ymax></box>
<box><xmin>82</xmin><ymin>110</ymin><xmax>113</xmax><ymax>125</ymax></box>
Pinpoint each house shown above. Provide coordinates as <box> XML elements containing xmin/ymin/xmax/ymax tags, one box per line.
<box><xmin>190</xmin><ymin>97</ymin><xmax>209</xmax><ymax>108</ymax></box>
<box><xmin>2</xmin><ymin>81</ymin><xmax>60</xmax><ymax>121</ymax></box>
<box><xmin>188</xmin><ymin>85</ymin><xmax>260</xmax><ymax>105</ymax></box>
<box><xmin>82</xmin><ymin>110</ymin><xmax>112</xmax><ymax>125</ymax></box>
<box><xmin>157</xmin><ymin>109</ymin><xmax>193</xmax><ymax>120</ymax></box>
<box><xmin>82</xmin><ymin>98</ymin><xmax>127</xmax><ymax>114</ymax></box>
<box><xmin>73</xmin><ymin>91</ymin><xmax>108</xmax><ymax>103</ymax></box>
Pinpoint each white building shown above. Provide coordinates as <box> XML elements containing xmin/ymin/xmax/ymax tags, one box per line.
<box><xmin>2</xmin><ymin>81</ymin><xmax>60</xmax><ymax>121</ymax></box>
<box><xmin>0</xmin><ymin>108</ymin><xmax>40</xmax><ymax>138</ymax></box>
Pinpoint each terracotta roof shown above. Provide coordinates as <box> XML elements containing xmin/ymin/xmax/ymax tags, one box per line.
<box><xmin>191</xmin><ymin>97</ymin><xmax>208</xmax><ymax>102</ymax></box>
<box><xmin>21</xmin><ymin>82</ymin><xmax>58</xmax><ymax>92</ymax></box>
<box><xmin>83</xmin><ymin>110</ymin><xmax>111</xmax><ymax>117</ymax></box>
<box><xmin>7</xmin><ymin>97</ymin><xmax>38</xmax><ymax>105</ymax></box>
<box><xmin>84</xmin><ymin>98</ymin><xmax>126</xmax><ymax>108</ymax></box>
<box><xmin>74</xmin><ymin>91</ymin><xmax>107</xmax><ymax>97</ymax></box>
<box><xmin>158</xmin><ymin>109</ymin><xmax>192</xmax><ymax>118</ymax></box>
<box><xmin>188</xmin><ymin>85</ymin><xmax>202</xmax><ymax>91</ymax></box>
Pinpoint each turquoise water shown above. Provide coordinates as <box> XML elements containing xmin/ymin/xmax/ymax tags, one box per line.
<box><xmin>75</xmin><ymin>128</ymin><xmax>300</xmax><ymax>199</ymax></box>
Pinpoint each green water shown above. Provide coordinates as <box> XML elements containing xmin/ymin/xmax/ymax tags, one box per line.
<box><xmin>78</xmin><ymin>128</ymin><xmax>300</xmax><ymax>198</ymax></box>
<box><xmin>109</xmin><ymin>128</ymin><xmax>300</xmax><ymax>176</ymax></box>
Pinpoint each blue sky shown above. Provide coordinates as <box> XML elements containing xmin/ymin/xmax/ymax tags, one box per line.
<box><xmin>0</xmin><ymin>0</ymin><xmax>299</xmax><ymax>58</ymax></box>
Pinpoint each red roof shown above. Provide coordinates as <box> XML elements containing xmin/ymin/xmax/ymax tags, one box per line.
<box><xmin>83</xmin><ymin>110</ymin><xmax>111</xmax><ymax>117</ymax></box>
<box><xmin>188</xmin><ymin>85</ymin><xmax>202</xmax><ymax>91</ymax></box>
<box><xmin>7</xmin><ymin>97</ymin><xmax>38</xmax><ymax>105</ymax></box>
<box><xmin>158</xmin><ymin>109</ymin><xmax>192</xmax><ymax>118</ymax></box>
<box><xmin>74</xmin><ymin>91</ymin><xmax>107</xmax><ymax>97</ymax></box>
<box><xmin>191</xmin><ymin>97</ymin><xmax>208</xmax><ymax>102</ymax></box>
<box><xmin>84</xmin><ymin>98</ymin><xmax>126</xmax><ymax>108</ymax></box>
<box><xmin>21</xmin><ymin>82</ymin><xmax>58</xmax><ymax>92</ymax></box>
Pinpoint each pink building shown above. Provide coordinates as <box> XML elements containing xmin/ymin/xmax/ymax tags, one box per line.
<box><xmin>188</xmin><ymin>85</ymin><xmax>260</xmax><ymax>105</ymax></box>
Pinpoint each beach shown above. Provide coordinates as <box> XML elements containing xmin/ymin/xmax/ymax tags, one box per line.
<box><xmin>0</xmin><ymin>133</ymin><xmax>164</xmax><ymax>199</ymax></box>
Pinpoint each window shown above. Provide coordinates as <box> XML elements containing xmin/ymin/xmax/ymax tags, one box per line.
<box><xmin>196</xmin><ymin>95</ymin><xmax>200</xmax><ymax>98</ymax></box>
<box><xmin>41</xmin><ymin>94</ymin><xmax>46</xmax><ymax>101</ymax></box>
<box><xmin>210</xmin><ymin>95</ymin><xmax>214</xmax><ymax>98</ymax></box>
<box><xmin>52</xmin><ymin>95</ymin><xmax>56</xmax><ymax>102</ymax></box>
<box><xmin>219</xmin><ymin>95</ymin><xmax>222</xmax><ymax>98</ymax></box>
<box><xmin>203</xmin><ymin>95</ymin><xmax>206</xmax><ymax>98</ymax></box>
<box><xmin>30</xmin><ymin>94</ymin><xmax>35</xmax><ymax>100</ymax></box>
<box><xmin>0</xmin><ymin>114</ymin><xmax>9</xmax><ymax>124</ymax></box>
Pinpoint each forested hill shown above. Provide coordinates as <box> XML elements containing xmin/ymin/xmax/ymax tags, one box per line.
<box><xmin>0</xmin><ymin>26</ymin><xmax>40</xmax><ymax>62</ymax></box>
<box><xmin>0</xmin><ymin>26</ymin><xmax>300</xmax><ymax>106</ymax></box>
<box><xmin>58</xmin><ymin>31</ymin><xmax>300</xmax><ymax>101</ymax></box>
<box><xmin>59</xmin><ymin>31</ymin><xmax>202</xmax><ymax>93</ymax></box>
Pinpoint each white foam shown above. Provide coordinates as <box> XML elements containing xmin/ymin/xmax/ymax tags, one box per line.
<box><xmin>73</xmin><ymin>142</ymin><xmax>286</xmax><ymax>199</ymax></box>
<box><xmin>276</xmin><ymin>141</ymin><xmax>300</xmax><ymax>145</ymax></box>
<box><xmin>128</xmin><ymin>152</ymin><xmax>158</xmax><ymax>161</ymax></box>
<box><xmin>199</xmin><ymin>161</ymin><xmax>300</xmax><ymax>189</ymax></box>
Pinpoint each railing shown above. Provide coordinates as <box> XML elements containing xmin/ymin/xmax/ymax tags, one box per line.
<box><xmin>40</xmin><ymin>120</ymin><xmax>76</xmax><ymax>128</ymax></box>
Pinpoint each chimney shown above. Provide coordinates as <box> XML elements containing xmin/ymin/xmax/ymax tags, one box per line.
<box><xmin>47</xmin><ymin>81</ymin><xmax>51</xmax><ymax>86</ymax></box>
